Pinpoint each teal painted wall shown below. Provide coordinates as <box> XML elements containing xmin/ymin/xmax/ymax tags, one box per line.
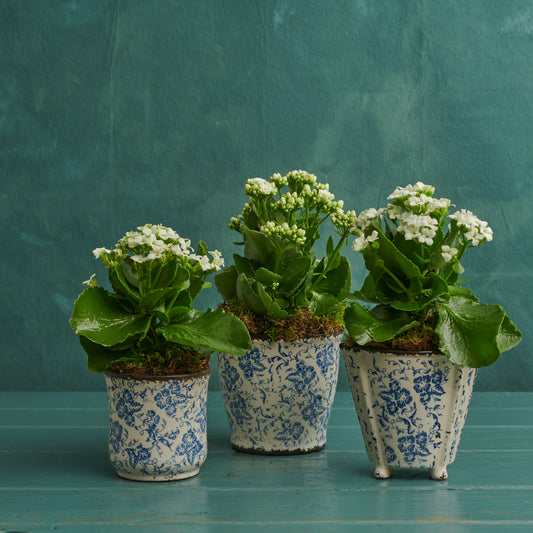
<box><xmin>2</xmin><ymin>1</ymin><xmax>531</xmax><ymax>391</ymax></box>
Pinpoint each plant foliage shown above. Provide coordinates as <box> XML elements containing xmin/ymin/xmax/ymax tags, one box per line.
<box><xmin>215</xmin><ymin>170</ymin><xmax>355</xmax><ymax>321</ymax></box>
<box><xmin>70</xmin><ymin>224</ymin><xmax>251</xmax><ymax>373</ymax></box>
<box><xmin>344</xmin><ymin>182</ymin><xmax>521</xmax><ymax>367</ymax></box>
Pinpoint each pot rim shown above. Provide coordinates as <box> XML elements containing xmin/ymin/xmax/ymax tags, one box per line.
<box><xmin>340</xmin><ymin>343</ymin><xmax>441</xmax><ymax>356</ymax></box>
<box><xmin>104</xmin><ymin>366</ymin><xmax>211</xmax><ymax>382</ymax></box>
<box><xmin>249</xmin><ymin>332</ymin><xmax>344</xmax><ymax>346</ymax></box>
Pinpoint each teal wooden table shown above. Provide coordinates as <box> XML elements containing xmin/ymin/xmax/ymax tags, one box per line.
<box><xmin>1</xmin><ymin>392</ymin><xmax>532</xmax><ymax>532</ymax></box>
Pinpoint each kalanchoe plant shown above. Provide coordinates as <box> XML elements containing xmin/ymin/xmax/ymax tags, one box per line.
<box><xmin>215</xmin><ymin>170</ymin><xmax>356</xmax><ymax>327</ymax></box>
<box><xmin>70</xmin><ymin>224</ymin><xmax>251</xmax><ymax>373</ymax></box>
<box><xmin>344</xmin><ymin>182</ymin><xmax>521</xmax><ymax>367</ymax></box>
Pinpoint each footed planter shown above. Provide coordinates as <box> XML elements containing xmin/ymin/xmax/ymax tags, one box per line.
<box><xmin>104</xmin><ymin>368</ymin><xmax>210</xmax><ymax>481</ymax></box>
<box><xmin>218</xmin><ymin>335</ymin><xmax>341</xmax><ymax>455</ymax></box>
<box><xmin>342</xmin><ymin>347</ymin><xmax>476</xmax><ymax>480</ymax></box>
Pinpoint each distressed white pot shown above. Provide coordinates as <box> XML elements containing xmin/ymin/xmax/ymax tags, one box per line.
<box><xmin>342</xmin><ymin>346</ymin><xmax>476</xmax><ymax>480</ymax></box>
<box><xmin>218</xmin><ymin>335</ymin><xmax>341</xmax><ymax>455</ymax></box>
<box><xmin>104</xmin><ymin>368</ymin><xmax>210</xmax><ymax>481</ymax></box>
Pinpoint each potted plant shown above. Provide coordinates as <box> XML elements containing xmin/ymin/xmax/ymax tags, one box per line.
<box><xmin>215</xmin><ymin>170</ymin><xmax>355</xmax><ymax>454</ymax></box>
<box><xmin>70</xmin><ymin>224</ymin><xmax>251</xmax><ymax>481</ymax></box>
<box><xmin>342</xmin><ymin>182</ymin><xmax>522</xmax><ymax>479</ymax></box>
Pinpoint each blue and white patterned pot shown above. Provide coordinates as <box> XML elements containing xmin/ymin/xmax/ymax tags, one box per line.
<box><xmin>104</xmin><ymin>368</ymin><xmax>210</xmax><ymax>481</ymax></box>
<box><xmin>218</xmin><ymin>335</ymin><xmax>341</xmax><ymax>455</ymax></box>
<box><xmin>342</xmin><ymin>347</ymin><xmax>476</xmax><ymax>480</ymax></box>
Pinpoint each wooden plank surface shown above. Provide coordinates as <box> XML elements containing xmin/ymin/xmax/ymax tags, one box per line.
<box><xmin>1</xmin><ymin>392</ymin><xmax>533</xmax><ymax>532</ymax></box>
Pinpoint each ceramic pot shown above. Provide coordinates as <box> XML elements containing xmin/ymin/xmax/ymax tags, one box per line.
<box><xmin>342</xmin><ymin>346</ymin><xmax>476</xmax><ymax>480</ymax></box>
<box><xmin>104</xmin><ymin>368</ymin><xmax>210</xmax><ymax>481</ymax></box>
<box><xmin>218</xmin><ymin>335</ymin><xmax>341</xmax><ymax>455</ymax></box>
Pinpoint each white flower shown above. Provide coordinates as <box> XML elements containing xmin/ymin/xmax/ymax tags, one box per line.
<box><xmin>397</xmin><ymin>213</ymin><xmax>439</xmax><ymax>245</ymax></box>
<box><xmin>351</xmin><ymin>230</ymin><xmax>379</xmax><ymax>252</ymax></box>
<box><xmin>441</xmin><ymin>245</ymin><xmax>459</xmax><ymax>262</ymax></box>
<box><xmin>387</xmin><ymin>182</ymin><xmax>435</xmax><ymax>200</ymax></box>
<box><xmin>449</xmin><ymin>209</ymin><xmax>493</xmax><ymax>246</ymax></box>
<box><xmin>92</xmin><ymin>247</ymin><xmax>110</xmax><ymax>258</ymax></box>
<box><xmin>245</xmin><ymin>177</ymin><xmax>278</xmax><ymax>197</ymax></box>
<box><xmin>210</xmin><ymin>250</ymin><xmax>225</xmax><ymax>271</ymax></box>
<box><xmin>130</xmin><ymin>254</ymin><xmax>146</xmax><ymax>263</ymax></box>
<box><xmin>357</xmin><ymin>208</ymin><xmax>384</xmax><ymax>230</ymax></box>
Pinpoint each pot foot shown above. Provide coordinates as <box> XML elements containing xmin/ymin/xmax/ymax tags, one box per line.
<box><xmin>374</xmin><ymin>464</ymin><xmax>393</xmax><ymax>479</ymax></box>
<box><xmin>429</xmin><ymin>466</ymin><xmax>448</xmax><ymax>480</ymax></box>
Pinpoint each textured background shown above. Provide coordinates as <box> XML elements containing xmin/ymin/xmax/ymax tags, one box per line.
<box><xmin>1</xmin><ymin>0</ymin><xmax>531</xmax><ymax>391</ymax></box>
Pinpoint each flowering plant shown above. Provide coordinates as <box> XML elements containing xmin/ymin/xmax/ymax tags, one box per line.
<box><xmin>70</xmin><ymin>224</ymin><xmax>251</xmax><ymax>373</ymax></box>
<box><xmin>215</xmin><ymin>170</ymin><xmax>355</xmax><ymax>326</ymax></box>
<box><xmin>344</xmin><ymin>182</ymin><xmax>521</xmax><ymax>367</ymax></box>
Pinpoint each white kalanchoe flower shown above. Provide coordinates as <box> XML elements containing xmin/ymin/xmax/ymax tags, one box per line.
<box><xmin>270</xmin><ymin>172</ymin><xmax>288</xmax><ymax>188</ymax></box>
<box><xmin>245</xmin><ymin>177</ymin><xmax>278</xmax><ymax>197</ymax></box>
<box><xmin>397</xmin><ymin>213</ymin><xmax>439</xmax><ymax>245</ymax></box>
<box><xmin>441</xmin><ymin>245</ymin><xmax>459</xmax><ymax>262</ymax></box>
<box><xmin>357</xmin><ymin>208</ymin><xmax>384</xmax><ymax>231</ymax></box>
<box><xmin>387</xmin><ymin>182</ymin><xmax>435</xmax><ymax>200</ymax></box>
<box><xmin>92</xmin><ymin>247</ymin><xmax>111</xmax><ymax>258</ymax></box>
<box><xmin>449</xmin><ymin>209</ymin><xmax>493</xmax><ymax>246</ymax></box>
<box><xmin>210</xmin><ymin>250</ymin><xmax>225</xmax><ymax>271</ymax></box>
<box><xmin>351</xmin><ymin>230</ymin><xmax>379</xmax><ymax>252</ymax></box>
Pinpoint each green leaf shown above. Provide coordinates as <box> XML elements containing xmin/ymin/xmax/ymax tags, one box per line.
<box><xmin>70</xmin><ymin>286</ymin><xmax>150</xmax><ymax>347</ymax></box>
<box><xmin>436</xmin><ymin>298</ymin><xmax>507</xmax><ymax>367</ymax></box>
<box><xmin>242</xmin><ymin>226</ymin><xmax>274</xmax><ymax>263</ymax></box>
<box><xmin>255</xmin><ymin>267</ymin><xmax>282</xmax><ymax>285</ymax></box>
<box><xmin>496</xmin><ymin>314</ymin><xmax>522</xmax><ymax>353</ymax></box>
<box><xmin>314</xmin><ymin>256</ymin><xmax>351</xmax><ymax>297</ymax></box>
<box><xmin>278</xmin><ymin>256</ymin><xmax>312</xmax><ymax>295</ymax></box>
<box><xmin>236</xmin><ymin>273</ymin><xmax>268</xmax><ymax>314</ymax></box>
<box><xmin>139</xmin><ymin>287</ymin><xmax>176</xmax><ymax>310</ymax></box>
<box><xmin>309</xmin><ymin>291</ymin><xmax>338</xmax><ymax>316</ymax></box>
<box><xmin>160</xmin><ymin>308</ymin><xmax>252</xmax><ymax>356</ymax></box>
<box><xmin>79</xmin><ymin>336</ymin><xmax>133</xmax><ymax>373</ymax></box>
<box><xmin>344</xmin><ymin>302</ymin><xmax>418</xmax><ymax>345</ymax></box>
<box><xmin>255</xmin><ymin>282</ymin><xmax>289</xmax><ymax>319</ymax></box>
<box><xmin>233</xmin><ymin>254</ymin><xmax>254</xmax><ymax>276</ymax></box>
<box><xmin>215</xmin><ymin>265</ymin><xmax>238</xmax><ymax>300</ymax></box>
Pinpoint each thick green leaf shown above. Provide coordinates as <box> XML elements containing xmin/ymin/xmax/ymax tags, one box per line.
<box><xmin>215</xmin><ymin>266</ymin><xmax>238</xmax><ymax>300</ymax></box>
<box><xmin>309</xmin><ymin>291</ymin><xmax>338</xmax><ymax>316</ymax></box>
<box><xmin>496</xmin><ymin>314</ymin><xmax>522</xmax><ymax>353</ymax></box>
<box><xmin>344</xmin><ymin>302</ymin><xmax>418</xmax><ymax>345</ymax></box>
<box><xmin>242</xmin><ymin>226</ymin><xmax>274</xmax><ymax>263</ymax></box>
<box><xmin>278</xmin><ymin>256</ymin><xmax>311</xmax><ymax>294</ymax></box>
<box><xmin>70</xmin><ymin>286</ymin><xmax>150</xmax><ymax>347</ymax></box>
<box><xmin>255</xmin><ymin>282</ymin><xmax>289</xmax><ymax>319</ymax></box>
<box><xmin>161</xmin><ymin>308</ymin><xmax>252</xmax><ymax>356</ymax></box>
<box><xmin>436</xmin><ymin>298</ymin><xmax>507</xmax><ymax>367</ymax></box>
<box><xmin>314</xmin><ymin>256</ymin><xmax>351</xmax><ymax>297</ymax></box>
<box><xmin>377</xmin><ymin>231</ymin><xmax>423</xmax><ymax>281</ymax></box>
<box><xmin>255</xmin><ymin>267</ymin><xmax>282</xmax><ymax>285</ymax></box>
<box><xmin>236</xmin><ymin>273</ymin><xmax>268</xmax><ymax>314</ymax></box>
<box><xmin>233</xmin><ymin>254</ymin><xmax>254</xmax><ymax>276</ymax></box>
<box><xmin>79</xmin><ymin>336</ymin><xmax>134</xmax><ymax>373</ymax></box>
<box><xmin>139</xmin><ymin>287</ymin><xmax>176</xmax><ymax>310</ymax></box>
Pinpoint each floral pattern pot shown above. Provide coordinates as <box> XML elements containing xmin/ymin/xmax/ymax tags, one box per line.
<box><xmin>342</xmin><ymin>346</ymin><xmax>476</xmax><ymax>480</ymax></box>
<box><xmin>104</xmin><ymin>368</ymin><xmax>210</xmax><ymax>481</ymax></box>
<box><xmin>218</xmin><ymin>335</ymin><xmax>341</xmax><ymax>455</ymax></box>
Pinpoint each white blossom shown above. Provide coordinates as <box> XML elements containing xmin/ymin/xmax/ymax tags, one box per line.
<box><xmin>351</xmin><ymin>230</ymin><xmax>379</xmax><ymax>252</ymax></box>
<box><xmin>441</xmin><ymin>245</ymin><xmax>459</xmax><ymax>262</ymax></box>
<box><xmin>245</xmin><ymin>177</ymin><xmax>278</xmax><ymax>197</ymax></box>
<box><xmin>397</xmin><ymin>213</ymin><xmax>439</xmax><ymax>245</ymax></box>
<box><xmin>92</xmin><ymin>247</ymin><xmax>111</xmax><ymax>258</ymax></box>
<box><xmin>449</xmin><ymin>209</ymin><xmax>493</xmax><ymax>246</ymax></box>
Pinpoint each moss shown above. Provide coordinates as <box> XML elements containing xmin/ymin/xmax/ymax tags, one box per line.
<box><xmin>221</xmin><ymin>302</ymin><xmax>345</xmax><ymax>342</ymax></box>
<box><xmin>108</xmin><ymin>345</ymin><xmax>210</xmax><ymax>376</ymax></box>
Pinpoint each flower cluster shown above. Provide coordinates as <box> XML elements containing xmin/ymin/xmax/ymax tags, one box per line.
<box><xmin>350</xmin><ymin>182</ymin><xmax>494</xmax><ymax>270</ymax></box>
<box><xmin>449</xmin><ymin>209</ymin><xmax>493</xmax><ymax>246</ymax></box>
<box><xmin>260</xmin><ymin>221</ymin><xmax>306</xmax><ymax>246</ymax></box>
<box><xmin>244</xmin><ymin>177</ymin><xmax>278</xmax><ymax>197</ymax></box>
<box><xmin>92</xmin><ymin>224</ymin><xmax>224</xmax><ymax>271</ymax></box>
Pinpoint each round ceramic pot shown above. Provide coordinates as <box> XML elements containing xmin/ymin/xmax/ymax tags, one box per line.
<box><xmin>104</xmin><ymin>368</ymin><xmax>210</xmax><ymax>481</ymax></box>
<box><xmin>218</xmin><ymin>335</ymin><xmax>341</xmax><ymax>455</ymax></box>
<box><xmin>342</xmin><ymin>346</ymin><xmax>476</xmax><ymax>480</ymax></box>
